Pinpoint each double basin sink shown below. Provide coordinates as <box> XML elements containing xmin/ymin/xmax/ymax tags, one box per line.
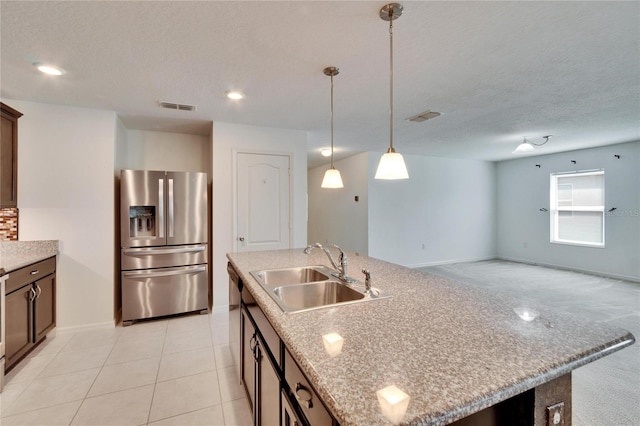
<box><xmin>250</xmin><ymin>265</ymin><xmax>389</xmax><ymax>313</ymax></box>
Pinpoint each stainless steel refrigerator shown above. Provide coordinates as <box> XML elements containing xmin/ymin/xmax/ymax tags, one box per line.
<box><xmin>120</xmin><ymin>170</ymin><xmax>208</xmax><ymax>325</ymax></box>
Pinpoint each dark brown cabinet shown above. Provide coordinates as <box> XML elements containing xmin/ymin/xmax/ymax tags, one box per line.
<box><xmin>5</xmin><ymin>284</ymin><xmax>32</xmax><ymax>367</ymax></box>
<box><xmin>229</xmin><ymin>261</ymin><xmax>336</xmax><ymax>426</ymax></box>
<box><xmin>0</xmin><ymin>102</ymin><xmax>22</xmax><ymax>208</ymax></box>
<box><xmin>242</xmin><ymin>305</ymin><xmax>281</xmax><ymax>426</ymax></box>
<box><xmin>5</xmin><ymin>257</ymin><xmax>56</xmax><ymax>371</ymax></box>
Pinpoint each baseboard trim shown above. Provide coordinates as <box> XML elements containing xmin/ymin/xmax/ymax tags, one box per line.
<box><xmin>55</xmin><ymin>320</ymin><xmax>116</xmax><ymax>334</ymax></box>
<box><xmin>212</xmin><ymin>305</ymin><xmax>230</xmax><ymax>314</ymax></box>
<box><xmin>409</xmin><ymin>256</ymin><xmax>496</xmax><ymax>269</ymax></box>
<box><xmin>497</xmin><ymin>256</ymin><xmax>640</xmax><ymax>283</ymax></box>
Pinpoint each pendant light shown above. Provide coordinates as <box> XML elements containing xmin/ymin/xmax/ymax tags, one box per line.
<box><xmin>375</xmin><ymin>3</ymin><xmax>409</xmax><ymax>180</ymax></box>
<box><xmin>512</xmin><ymin>135</ymin><xmax>552</xmax><ymax>154</ymax></box>
<box><xmin>321</xmin><ymin>66</ymin><xmax>344</xmax><ymax>188</ymax></box>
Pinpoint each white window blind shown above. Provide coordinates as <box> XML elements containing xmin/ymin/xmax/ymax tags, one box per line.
<box><xmin>550</xmin><ymin>170</ymin><xmax>605</xmax><ymax>247</ymax></box>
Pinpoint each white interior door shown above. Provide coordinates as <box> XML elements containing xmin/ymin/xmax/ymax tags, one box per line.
<box><xmin>236</xmin><ymin>153</ymin><xmax>291</xmax><ymax>252</ymax></box>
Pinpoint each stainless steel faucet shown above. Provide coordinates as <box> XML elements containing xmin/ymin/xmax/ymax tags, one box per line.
<box><xmin>303</xmin><ymin>243</ymin><xmax>355</xmax><ymax>282</ymax></box>
<box><xmin>361</xmin><ymin>269</ymin><xmax>372</xmax><ymax>293</ymax></box>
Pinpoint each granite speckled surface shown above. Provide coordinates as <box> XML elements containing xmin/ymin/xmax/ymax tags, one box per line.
<box><xmin>0</xmin><ymin>240</ymin><xmax>59</xmax><ymax>276</ymax></box>
<box><xmin>228</xmin><ymin>249</ymin><xmax>635</xmax><ymax>426</ymax></box>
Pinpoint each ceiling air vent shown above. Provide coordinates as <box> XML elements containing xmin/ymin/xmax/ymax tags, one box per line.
<box><xmin>406</xmin><ymin>110</ymin><xmax>441</xmax><ymax>122</ymax></box>
<box><xmin>159</xmin><ymin>101</ymin><xmax>196</xmax><ymax>112</ymax></box>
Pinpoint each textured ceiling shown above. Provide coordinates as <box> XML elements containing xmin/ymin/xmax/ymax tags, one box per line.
<box><xmin>1</xmin><ymin>1</ymin><xmax>638</xmax><ymax>168</ymax></box>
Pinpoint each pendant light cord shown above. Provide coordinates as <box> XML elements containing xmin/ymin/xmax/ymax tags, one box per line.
<box><xmin>330</xmin><ymin>72</ymin><xmax>335</xmax><ymax>168</ymax></box>
<box><xmin>389</xmin><ymin>12</ymin><xmax>394</xmax><ymax>153</ymax></box>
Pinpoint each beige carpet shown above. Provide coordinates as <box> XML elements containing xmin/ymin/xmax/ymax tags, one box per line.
<box><xmin>419</xmin><ymin>259</ymin><xmax>640</xmax><ymax>426</ymax></box>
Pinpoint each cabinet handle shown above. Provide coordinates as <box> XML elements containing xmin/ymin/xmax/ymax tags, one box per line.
<box><xmin>36</xmin><ymin>284</ymin><xmax>42</xmax><ymax>298</ymax></box>
<box><xmin>27</xmin><ymin>287</ymin><xmax>37</xmax><ymax>301</ymax></box>
<box><xmin>250</xmin><ymin>334</ymin><xmax>257</xmax><ymax>353</ymax></box>
<box><xmin>30</xmin><ymin>270</ymin><xmax>39</xmax><ymax>275</ymax></box>
<box><xmin>295</xmin><ymin>382</ymin><xmax>313</xmax><ymax>409</ymax></box>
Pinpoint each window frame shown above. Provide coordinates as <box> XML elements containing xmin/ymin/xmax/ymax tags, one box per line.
<box><xmin>549</xmin><ymin>170</ymin><xmax>605</xmax><ymax>248</ymax></box>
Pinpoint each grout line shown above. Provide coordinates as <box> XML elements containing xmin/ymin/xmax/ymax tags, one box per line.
<box><xmin>145</xmin><ymin>321</ymin><xmax>168</xmax><ymax>425</ymax></box>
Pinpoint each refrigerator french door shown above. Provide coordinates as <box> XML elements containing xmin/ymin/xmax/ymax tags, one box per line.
<box><xmin>120</xmin><ymin>170</ymin><xmax>208</xmax><ymax>325</ymax></box>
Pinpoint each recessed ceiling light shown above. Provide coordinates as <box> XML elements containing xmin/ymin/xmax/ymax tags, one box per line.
<box><xmin>35</xmin><ymin>64</ymin><xmax>64</xmax><ymax>76</ymax></box>
<box><xmin>320</xmin><ymin>148</ymin><xmax>332</xmax><ymax>157</ymax></box>
<box><xmin>226</xmin><ymin>91</ymin><xmax>244</xmax><ymax>100</ymax></box>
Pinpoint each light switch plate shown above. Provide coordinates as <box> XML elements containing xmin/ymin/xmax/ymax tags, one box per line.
<box><xmin>546</xmin><ymin>401</ymin><xmax>565</xmax><ymax>426</ymax></box>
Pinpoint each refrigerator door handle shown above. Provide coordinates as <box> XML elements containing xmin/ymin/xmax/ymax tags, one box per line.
<box><xmin>123</xmin><ymin>266</ymin><xmax>206</xmax><ymax>279</ymax></box>
<box><xmin>168</xmin><ymin>178</ymin><xmax>174</xmax><ymax>238</ymax></box>
<box><xmin>158</xmin><ymin>178</ymin><xmax>165</xmax><ymax>238</ymax></box>
<box><xmin>122</xmin><ymin>245</ymin><xmax>206</xmax><ymax>255</ymax></box>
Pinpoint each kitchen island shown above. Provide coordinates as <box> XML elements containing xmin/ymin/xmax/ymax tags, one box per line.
<box><xmin>227</xmin><ymin>249</ymin><xmax>635</xmax><ymax>425</ymax></box>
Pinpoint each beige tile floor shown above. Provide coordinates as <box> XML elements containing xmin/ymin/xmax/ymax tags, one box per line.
<box><xmin>0</xmin><ymin>311</ymin><xmax>252</xmax><ymax>426</ymax></box>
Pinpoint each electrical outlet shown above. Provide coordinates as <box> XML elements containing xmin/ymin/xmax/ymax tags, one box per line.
<box><xmin>546</xmin><ymin>402</ymin><xmax>565</xmax><ymax>426</ymax></box>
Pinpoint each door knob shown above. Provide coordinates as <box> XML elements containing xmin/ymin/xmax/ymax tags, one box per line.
<box><xmin>238</xmin><ymin>237</ymin><xmax>245</xmax><ymax>242</ymax></box>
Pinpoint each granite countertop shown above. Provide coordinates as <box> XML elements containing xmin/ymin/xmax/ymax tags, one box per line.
<box><xmin>0</xmin><ymin>240</ymin><xmax>59</xmax><ymax>276</ymax></box>
<box><xmin>227</xmin><ymin>249</ymin><xmax>635</xmax><ymax>426</ymax></box>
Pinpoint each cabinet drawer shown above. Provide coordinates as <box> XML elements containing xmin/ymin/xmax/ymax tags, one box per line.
<box><xmin>284</xmin><ymin>349</ymin><xmax>334</xmax><ymax>426</ymax></box>
<box><xmin>6</xmin><ymin>257</ymin><xmax>56</xmax><ymax>294</ymax></box>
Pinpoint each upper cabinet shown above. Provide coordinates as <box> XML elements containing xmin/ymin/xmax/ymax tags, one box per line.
<box><xmin>1</xmin><ymin>102</ymin><xmax>23</xmax><ymax>208</ymax></box>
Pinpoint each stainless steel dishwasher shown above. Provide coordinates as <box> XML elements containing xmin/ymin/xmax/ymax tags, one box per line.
<box><xmin>227</xmin><ymin>262</ymin><xmax>241</xmax><ymax>383</ymax></box>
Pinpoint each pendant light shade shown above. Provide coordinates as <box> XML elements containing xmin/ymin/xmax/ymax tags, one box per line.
<box><xmin>322</xmin><ymin>168</ymin><xmax>344</xmax><ymax>188</ymax></box>
<box><xmin>512</xmin><ymin>136</ymin><xmax>552</xmax><ymax>154</ymax></box>
<box><xmin>320</xmin><ymin>66</ymin><xmax>344</xmax><ymax>189</ymax></box>
<box><xmin>375</xmin><ymin>148</ymin><xmax>409</xmax><ymax>179</ymax></box>
<box><xmin>512</xmin><ymin>141</ymin><xmax>535</xmax><ymax>154</ymax></box>
<box><xmin>375</xmin><ymin>3</ymin><xmax>409</xmax><ymax>181</ymax></box>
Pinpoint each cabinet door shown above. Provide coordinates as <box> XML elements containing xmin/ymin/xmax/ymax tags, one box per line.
<box><xmin>6</xmin><ymin>285</ymin><xmax>34</xmax><ymax>368</ymax></box>
<box><xmin>34</xmin><ymin>273</ymin><xmax>56</xmax><ymax>341</ymax></box>
<box><xmin>281</xmin><ymin>391</ymin><xmax>304</xmax><ymax>426</ymax></box>
<box><xmin>242</xmin><ymin>308</ymin><xmax>256</xmax><ymax>416</ymax></box>
<box><xmin>257</xmin><ymin>339</ymin><xmax>281</xmax><ymax>426</ymax></box>
<box><xmin>0</xmin><ymin>103</ymin><xmax>21</xmax><ymax>208</ymax></box>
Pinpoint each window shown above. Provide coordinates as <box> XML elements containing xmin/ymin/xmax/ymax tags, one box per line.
<box><xmin>550</xmin><ymin>170</ymin><xmax>605</xmax><ymax>247</ymax></box>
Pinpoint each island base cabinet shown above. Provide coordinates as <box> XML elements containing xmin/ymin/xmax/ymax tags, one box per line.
<box><xmin>256</xmin><ymin>339</ymin><xmax>280</xmax><ymax>426</ymax></box>
<box><xmin>533</xmin><ymin>373</ymin><xmax>571</xmax><ymax>426</ymax></box>
<box><xmin>241</xmin><ymin>304</ymin><xmax>282</xmax><ymax>426</ymax></box>
<box><xmin>282</xmin><ymin>390</ymin><xmax>305</xmax><ymax>426</ymax></box>
<box><xmin>452</xmin><ymin>373</ymin><xmax>571</xmax><ymax>426</ymax></box>
<box><xmin>242</xmin><ymin>308</ymin><xmax>256</xmax><ymax>413</ymax></box>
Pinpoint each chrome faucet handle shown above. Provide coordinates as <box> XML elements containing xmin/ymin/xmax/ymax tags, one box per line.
<box><xmin>303</xmin><ymin>242</ymin><xmax>323</xmax><ymax>254</ymax></box>
<box><xmin>362</xmin><ymin>269</ymin><xmax>372</xmax><ymax>292</ymax></box>
<box><xmin>330</xmin><ymin>244</ymin><xmax>347</xmax><ymax>273</ymax></box>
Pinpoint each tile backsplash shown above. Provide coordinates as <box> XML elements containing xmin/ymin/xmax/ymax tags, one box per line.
<box><xmin>0</xmin><ymin>207</ymin><xmax>18</xmax><ymax>240</ymax></box>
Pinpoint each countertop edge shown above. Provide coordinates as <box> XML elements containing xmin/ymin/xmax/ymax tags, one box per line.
<box><xmin>0</xmin><ymin>240</ymin><xmax>60</xmax><ymax>276</ymax></box>
<box><xmin>418</xmin><ymin>332</ymin><xmax>636</xmax><ymax>425</ymax></box>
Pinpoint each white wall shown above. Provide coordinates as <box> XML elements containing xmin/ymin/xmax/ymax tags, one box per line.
<box><xmin>308</xmin><ymin>153</ymin><xmax>369</xmax><ymax>255</ymax></box>
<box><xmin>497</xmin><ymin>141</ymin><xmax>640</xmax><ymax>281</ymax></box>
<box><xmin>8</xmin><ymin>99</ymin><xmax>117</xmax><ymax>329</ymax></box>
<box><xmin>115</xmin><ymin>118</ymin><xmax>128</xmax><ymax>173</ymax></box>
<box><xmin>211</xmin><ymin>122</ymin><xmax>308</xmax><ymax>310</ymax></box>
<box><xmin>117</xmin><ymin>129</ymin><xmax>210</xmax><ymax>173</ymax></box>
<box><xmin>368</xmin><ymin>153</ymin><xmax>497</xmax><ymax>267</ymax></box>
